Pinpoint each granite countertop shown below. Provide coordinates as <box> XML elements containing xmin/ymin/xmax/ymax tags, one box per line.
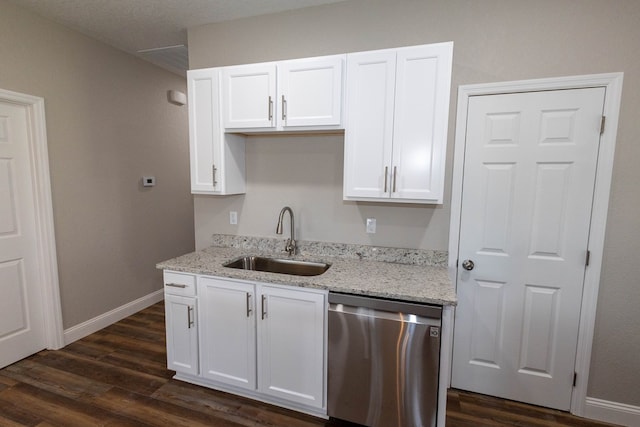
<box><xmin>156</xmin><ymin>235</ymin><xmax>457</xmax><ymax>306</ymax></box>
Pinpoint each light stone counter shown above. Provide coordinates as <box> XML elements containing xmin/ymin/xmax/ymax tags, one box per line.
<box><xmin>157</xmin><ymin>235</ymin><xmax>456</xmax><ymax>306</ymax></box>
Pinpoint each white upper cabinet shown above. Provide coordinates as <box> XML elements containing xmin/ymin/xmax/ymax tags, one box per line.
<box><xmin>278</xmin><ymin>56</ymin><xmax>344</xmax><ymax>127</ymax></box>
<box><xmin>222</xmin><ymin>63</ymin><xmax>277</xmax><ymax>129</ymax></box>
<box><xmin>187</xmin><ymin>68</ymin><xmax>246</xmax><ymax>195</ymax></box>
<box><xmin>222</xmin><ymin>55</ymin><xmax>345</xmax><ymax>131</ymax></box>
<box><xmin>343</xmin><ymin>42</ymin><xmax>453</xmax><ymax>204</ymax></box>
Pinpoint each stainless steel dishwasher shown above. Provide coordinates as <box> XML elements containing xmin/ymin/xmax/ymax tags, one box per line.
<box><xmin>328</xmin><ymin>292</ymin><xmax>442</xmax><ymax>427</ymax></box>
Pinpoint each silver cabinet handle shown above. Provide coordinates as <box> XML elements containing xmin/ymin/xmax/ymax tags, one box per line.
<box><xmin>392</xmin><ymin>166</ymin><xmax>397</xmax><ymax>193</ymax></box>
<box><xmin>383</xmin><ymin>166</ymin><xmax>388</xmax><ymax>193</ymax></box>
<box><xmin>165</xmin><ymin>283</ymin><xmax>187</xmax><ymax>288</ymax></box>
<box><xmin>261</xmin><ymin>295</ymin><xmax>267</xmax><ymax>320</ymax></box>
<box><xmin>246</xmin><ymin>292</ymin><xmax>252</xmax><ymax>318</ymax></box>
<box><xmin>462</xmin><ymin>259</ymin><xmax>475</xmax><ymax>271</ymax></box>
<box><xmin>268</xmin><ymin>96</ymin><xmax>273</xmax><ymax>121</ymax></box>
<box><xmin>212</xmin><ymin>164</ymin><xmax>218</xmax><ymax>187</ymax></box>
<box><xmin>281</xmin><ymin>95</ymin><xmax>287</xmax><ymax>121</ymax></box>
<box><xmin>187</xmin><ymin>306</ymin><xmax>194</xmax><ymax>328</ymax></box>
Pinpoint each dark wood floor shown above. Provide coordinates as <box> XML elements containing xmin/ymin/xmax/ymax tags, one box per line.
<box><xmin>0</xmin><ymin>302</ymin><xmax>619</xmax><ymax>427</ymax></box>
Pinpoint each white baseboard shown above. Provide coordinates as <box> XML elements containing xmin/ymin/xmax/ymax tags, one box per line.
<box><xmin>584</xmin><ymin>397</ymin><xmax>640</xmax><ymax>427</ymax></box>
<box><xmin>63</xmin><ymin>290</ymin><xmax>164</xmax><ymax>345</ymax></box>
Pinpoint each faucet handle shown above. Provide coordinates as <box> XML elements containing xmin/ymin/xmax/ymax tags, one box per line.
<box><xmin>285</xmin><ymin>238</ymin><xmax>296</xmax><ymax>255</ymax></box>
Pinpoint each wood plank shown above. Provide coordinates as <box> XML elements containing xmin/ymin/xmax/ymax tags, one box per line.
<box><xmin>31</xmin><ymin>349</ymin><xmax>167</xmax><ymax>396</ymax></box>
<box><xmin>82</xmin><ymin>329</ymin><xmax>167</xmax><ymax>357</ymax></box>
<box><xmin>0</xmin><ymin>382</ymin><xmax>147</xmax><ymax>427</ymax></box>
<box><xmin>1</xmin><ymin>359</ymin><xmax>111</xmax><ymax>400</ymax></box>
<box><xmin>87</xmin><ymin>386</ymin><xmax>246</xmax><ymax>427</ymax></box>
<box><xmin>102</xmin><ymin>321</ymin><xmax>167</xmax><ymax>343</ymax></box>
<box><xmin>152</xmin><ymin>380</ymin><xmax>324</xmax><ymax>427</ymax></box>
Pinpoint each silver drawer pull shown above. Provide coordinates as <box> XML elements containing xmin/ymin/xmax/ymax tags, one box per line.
<box><xmin>282</xmin><ymin>95</ymin><xmax>287</xmax><ymax>120</ymax></box>
<box><xmin>246</xmin><ymin>292</ymin><xmax>252</xmax><ymax>318</ymax></box>
<box><xmin>165</xmin><ymin>283</ymin><xmax>187</xmax><ymax>288</ymax></box>
<box><xmin>393</xmin><ymin>166</ymin><xmax>397</xmax><ymax>193</ymax></box>
<box><xmin>384</xmin><ymin>166</ymin><xmax>388</xmax><ymax>193</ymax></box>
<box><xmin>187</xmin><ymin>306</ymin><xmax>194</xmax><ymax>328</ymax></box>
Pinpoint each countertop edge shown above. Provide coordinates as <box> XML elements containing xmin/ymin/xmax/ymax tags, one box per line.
<box><xmin>157</xmin><ymin>246</ymin><xmax>457</xmax><ymax>306</ymax></box>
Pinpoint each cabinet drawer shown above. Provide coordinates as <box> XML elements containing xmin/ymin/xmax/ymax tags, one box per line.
<box><xmin>164</xmin><ymin>271</ymin><xmax>196</xmax><ymax>296</ymax></box>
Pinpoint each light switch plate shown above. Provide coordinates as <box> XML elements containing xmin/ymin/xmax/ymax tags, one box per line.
<box><xmin>230</xmin><ymin>211</ymin><xmax>238</xmax><ymax>225</ymax></box>
<box><xmin>366</xmin><ymin>218</ymin><xmax>376</xmax><ymax>233</ymax></box>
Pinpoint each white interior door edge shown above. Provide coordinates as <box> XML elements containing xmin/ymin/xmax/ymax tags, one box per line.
<box><xmin>0</xmin><ymin>87</ymin><xmax>64</xmax><ymax>351</ymax></box>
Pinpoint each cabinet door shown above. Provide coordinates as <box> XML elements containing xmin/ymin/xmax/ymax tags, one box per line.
<box><xmin>222</xmin><ymin>63</ymin><xmax>276</xmax><ymax>129</ymax></box>
<box><xmin>188</xmin><ymin>68</ymin><xmax>246</xmax><ymax>195</ymax></box>
<box><xmin>165</xmin><ymin>294</ymin><xmax>198</xmax><ymax>375</ymax></box>
<box><xmin>258</xmin><ymin>285</ymin><xmax>326</xmax><ymax>409</ymax></box>
<box><xmin>343</xmin><ymin>51</ymin><xmax>396</xmax><ymax>199</ymax></box>
<box><xmin>391</xmin><ymin>43</ymin><xmax>453</xmax><ymax>203</ymax></box>
<box><xmin>188</xmin><ymin>68</ymin><xmax>221</xmax><ymax>193</ymax></box>
<box><xmin>198</xmin><ymin>277</ymin><xmax>256</xmax><ymax>390</ymax></box>
<box><xmin>278</xmin><ymin>56</ymin><xmax>344</xmax><ymax>128</ymax></box>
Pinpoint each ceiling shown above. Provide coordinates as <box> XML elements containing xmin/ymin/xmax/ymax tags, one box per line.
<box><xmin>10</xmin><ymin>0</ymin><xmax>348</xmax><ymax>75</ymax></box>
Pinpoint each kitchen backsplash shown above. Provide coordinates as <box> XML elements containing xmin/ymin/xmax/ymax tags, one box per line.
<box><xmin>210</xmin><ymin>234</ymin><xmax>448</xmax><ymax>267</ymax></box>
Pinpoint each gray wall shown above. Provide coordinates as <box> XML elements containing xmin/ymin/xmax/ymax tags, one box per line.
<box><xmin>188</xmin><ymin>0</ymin><xmax>640</xmax><ymax>406</ymax></box>
<box><xmin>0</xmin><ymin>0</ymin><xmax>194</xmax><ymax>328</ymax></box>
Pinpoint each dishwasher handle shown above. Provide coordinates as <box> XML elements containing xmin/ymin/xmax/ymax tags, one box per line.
<box><xmin>329</xmin><ymin>292</ymin><xmax>442</xmax><ymax>320</ymax></box>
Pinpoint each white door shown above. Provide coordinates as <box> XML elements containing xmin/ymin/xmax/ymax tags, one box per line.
<box><xmin>278</xmin><ymin>56</ymin><xmax>344</xmax><ymax>128</ymax></box>
<box><xmin>258</xmin><ymin>285</ymin><xmax>326</xmax><ymax>409</ymax></box>
<box><xmin>0</xmin><ymin>101</ymin><xmax>47</xmax><ymax>369</ymax></box>
<box><xmin>198</xmin><ymin>277</ymin><xmax>256</xmax><ymax>390</ymax></box>
<box><xmin>452</xmin><ymin>87</ymin><xmax>606</xmax><ymax>410</ymax></box>
<box><xmin>164</xmin><ymin>294</ymin><xmax>198</xmax><ymax>375</ymax></box>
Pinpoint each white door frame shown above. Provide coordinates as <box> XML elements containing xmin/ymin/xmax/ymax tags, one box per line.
<box><xmin>0</xmin><ymin>88</ymin><xmax>64</xmax><ymax>350</ymax></box>
<box><xmin>447</xmin><ymin>72</ymin><xmax>624</xmax><ymax>416</ymax></box>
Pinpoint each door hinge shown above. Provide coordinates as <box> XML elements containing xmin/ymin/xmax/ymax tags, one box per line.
<box><xmin>456</xmin><ymin>259</ymin><xmax>459</xmax><ymax>268</ymax></box>
<box><xmin>585</xmin><ymin>250</ymin><xmax>591</xmax><ymax>267</ymax></box>
<box><xmin>573</xmin><ymin>372</ymin><xmax>577</xmax><ymax>387</ymax></box>
<box><xmin>600</xmin><ymin>116</ymin><xmax>606</xmax><ymax>135</ymax></box>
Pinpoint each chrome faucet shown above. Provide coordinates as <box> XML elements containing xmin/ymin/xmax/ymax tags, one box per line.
<box><xmin>276</xmin><ymin>206</ymin><xmax>296</xmax><ymax>256</ymax></box>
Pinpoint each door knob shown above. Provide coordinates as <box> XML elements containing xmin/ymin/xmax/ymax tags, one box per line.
<box><xmin>462</xmin><ymin>259</ymin><xmax>475</xmax><ymax>271</ymax></box>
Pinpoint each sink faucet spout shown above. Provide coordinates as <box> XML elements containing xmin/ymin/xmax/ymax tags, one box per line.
<box><xmin>276</xmin><ymin>206</ymin><xmax>296</xmax><ymax>255</ymax></box>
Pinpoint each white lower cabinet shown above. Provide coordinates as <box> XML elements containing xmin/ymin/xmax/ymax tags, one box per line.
<box><xmin>164</xmin><ymin>294</ymin><xmax>198</xmax><ymax>376</ymax></box>
<box><xmin>258</xmin><ymin>285</ymin><xmax>326</xmax><ymax>408</ymax></box>
<box><xmin>198</xmin><ymin>277</ymin><xmax>256</xmax><ymax>390</ymax></box>
<box><xmin>165</xmin><ymin>272</ymin><xmax>327</xmax><ymax>416</ymax></box>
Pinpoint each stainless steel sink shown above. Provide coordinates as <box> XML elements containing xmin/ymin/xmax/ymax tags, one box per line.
<box><xmin>224</xmin><ymin>256</ymin><xmax>330</xmax><ymax>276</ymax></box>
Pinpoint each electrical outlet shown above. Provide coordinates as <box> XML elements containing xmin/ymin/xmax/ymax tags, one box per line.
<box><xmin>229</xmin><ymin>211</ymin><xmax>238</xmax><ymax>225</ymax></box>
<box><xmin>366</xmin><ymin>218</ymin><xmax>376</xmax><ymax>233</ymax></box>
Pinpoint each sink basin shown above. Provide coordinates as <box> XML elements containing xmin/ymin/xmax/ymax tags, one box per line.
<box><xmin>224</xmin><ymin>256</ymin><xmax>331</xmax><ymax>276</ymax></box>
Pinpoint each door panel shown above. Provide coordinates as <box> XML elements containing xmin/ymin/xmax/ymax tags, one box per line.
<box><xmin>279</xmin><ymin>56</ymin><xmax>343</xmax><ymax>127</ymax></box>
<box><xmin>222</xmin><ymin>64</ymin><xmax>276</xmax><ymax>129</ymax></box>
<box><xmin>343</xmin><ymin>51</ymin><xmax>396</xmax><ymax>199</ymax></box>
<box><xmin>0</xmin><ymin>102</ymin><xmax>46</xmax><ymax>369</ymax></box>
<box><xmin>164</xmin><ymin>294</ymin><xmax>198</xmax><ymax>375</ymax></box>
<box><xmin>452</xmin><ymin>87</ymin><xmax>605</xmax><ymax>410</ymax></box>
<box><xmin>198</xmin><ymin>277</ymin><xmax>256</xmax><ymax>390</ymax></box>
<box><xmin>392</xmin><ymin>44</ymin><xmax>452</xmax><ymax>201</ymax></box>
<box><xmin>258</xmin><ymin>285</ymin><xmax>325</xmax><ymax>408</ymax></box>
